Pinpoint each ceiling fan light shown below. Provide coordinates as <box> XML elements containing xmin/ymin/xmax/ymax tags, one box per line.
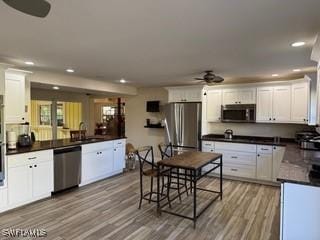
<box><xmin>3</xmin><ymin>0</ymin><xmax>51</xmax><ymax>18</ymax></box>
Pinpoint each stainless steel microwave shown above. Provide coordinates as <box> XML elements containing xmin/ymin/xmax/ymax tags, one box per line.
<box><xmin>221</xmin><ymin>104</ymin><xmax>256</xmax><ymax>123</ymax></box>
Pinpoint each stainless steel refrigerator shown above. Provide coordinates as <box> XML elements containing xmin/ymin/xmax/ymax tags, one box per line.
<box><xmin>164</xmin><ymin>102</ymin><xmax>202</xmax><ymax>149</ymax></box>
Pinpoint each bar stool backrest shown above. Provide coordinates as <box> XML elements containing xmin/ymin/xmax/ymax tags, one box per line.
<box><xmin>135</xmin><ymin>146</ymin><xmax>156</xmax><ymax>171</ymax></box>
<box><xmin>158</xmin><ymin>142</ymin><xmax>173</xmax><ymax>160</ymax></box>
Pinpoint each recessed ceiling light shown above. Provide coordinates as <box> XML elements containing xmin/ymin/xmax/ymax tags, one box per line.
<box><xmin>52</xmin><ymin>86</ymin><xmax>60</xmax><ymax>90</ymax></box>
<box><xmin>272</xmin><ymin>74</ymin><xmax>279</xmax><ymax>77</ymax></box>
<box><xmin>25</xmin><ymin>61</ymin><xmax>34</xmax><ymax>65</ymax></box>
<box><xmin>66</xmin><ymin>69</ymin><xmax>74</xmax><ymax>73</ymax></box>
<box><xmin>293</xmin><ymin>69</ymin><xmax>301</xmax><ymax>72</ymax></box>
<box><xmin>291</xmin><ymin>41</ymin><xmax>305</xmax><ymax>47</ymax></box>
<box><xmin>120</xmin><ymin>78</ymin><xmax>126</xmax><ymax>83</ymax></box>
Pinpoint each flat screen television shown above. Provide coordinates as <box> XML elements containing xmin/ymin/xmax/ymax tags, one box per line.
<box><xmin>146</xmin><ymin>101</ymin><xmax>160</xmax><ymax>112</ymax></box>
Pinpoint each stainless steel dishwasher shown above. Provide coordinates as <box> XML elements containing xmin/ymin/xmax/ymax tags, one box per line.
<box><xmin>54</xmin><ymin>146</ymin><xmax>82</xmax><ymax>192</ymax></box>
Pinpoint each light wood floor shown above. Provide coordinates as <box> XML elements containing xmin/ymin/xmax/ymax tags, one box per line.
<box><xmin>0</xmin><ymin>170</ymin><xmax>280</xmax><ymax>240</ymax></box>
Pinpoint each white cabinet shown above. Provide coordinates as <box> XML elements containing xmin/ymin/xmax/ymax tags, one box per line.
<box><xmin>0</xmin><ymin>188</ymin><xmax>7</xmax><ymax>211</ymax></box>
<box><xmin>257</xmin><ymin>85</ymin><xmax>292</xmax><ymax>123</ymax></box>
<box><xmin>281</xmin><ymin>183</ymin><xmax>320</xmax><ymax>240</ymax></box>
<box><xmin>5</xmin><ymin>72</ymin><xmax>26</xmax><ymax>123</ymax></box>
<box><xmin>205</xmin><ymin>90</ymin><xmax>222</xmax><ymax>122</ymax></box>
<box><xmin>257</xmin><ymin>145</ymin><xmax>274</xmax><ymax>182</ymax></box>
<box><xmin>222</xmin><ymin>89</ymin><xmax>239</xmax><ymax>104</ymax></box>
<box><xmin>273</xmin><ymin>85</ymin><xmax>291</xmax><ymax>122</ymax></box>
<box><xmin>238</xmin><ymin>88</ymin><xmax>256</xmax><ymax>104</ymax></box>
<box><xmin>222</xmin><ymin>88</ymin><xmax>256</xmax><ymax>105</ymax></box>
<box><xmin>8</xmin><ymin>165</ymin><xmax>32</xmax><ymax>206</ymax></box>
<box><xmin>167</xmin><ymin>87</ymin><xmax>202</xmax><ymax>102</ymax></box>
<box><xmin>201</xmin><ymin>141</ymin><xmax>216</xmax><ymax>172</ymax></box>
<box><xmin>291</xmin><ymin>82</ymin><xmax>309</xmax><ymax>123</ymax></box>
<box><xmin>256</xmin><ymin>87</ymin><xmax>273</xmax><ymax>122</ymax></box>
<box><xmin>256</xmin><ymin>153</ymin><xmax>272</xmax><ymax>181</ymax></box>
<box><xmin>81</xmin><ymin>141</ymin><xmax>114</xmax><ymax>185</ymax></box>
<box><xmin>81</xmin><ymin>139</ymin><xmax>126</xmax><ymax>186</ymax></box>
<box><xmin>215</xmin><ymin>142</ymin><xmax>257</xmax><ymax>179</ymax></box>
<box><xmin>202</xmin><ymin>141</ymin><xmax>285</xmax><ymax>183</ymax></box>
<box><xmin>7</xmin><ymin>150</ymin><xmax>53</xmax><ymax>208</ymax></box>
<box><xmin>272</xmin><ymin>146</ymin><xmax>285</xmax><ymax>181</ymax></box>
<box><xmin>32</xmin><ymin>161</ymin><xmax>54</xmax><ymax>198</ymax></box>
<box><xmin>113</xmin><ymin>139</ymin><xmax>126</xmax><ymax>172</ymax></box>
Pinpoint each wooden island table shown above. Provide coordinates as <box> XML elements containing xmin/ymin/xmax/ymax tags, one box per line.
<box><xmin>157</xmin><ymin>151</ymin><xmax>223</xmax><ymax>228</ymax></box>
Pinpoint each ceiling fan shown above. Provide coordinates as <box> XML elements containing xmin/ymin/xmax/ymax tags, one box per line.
<box><xmin>194</xmin><ymin>70</ymin><xmax>224</xmax><ymax>84</ymax></box>
<box><xmin>3</xmin><ymin>0</ymin><xmax>51</xmax><ymax>18</ymax></box>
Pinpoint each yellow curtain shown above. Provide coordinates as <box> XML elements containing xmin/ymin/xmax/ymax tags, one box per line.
<box><xmin>63</xmin><ymin>102</ymin><xmax>82</xmax><ymax>130</ymax></box>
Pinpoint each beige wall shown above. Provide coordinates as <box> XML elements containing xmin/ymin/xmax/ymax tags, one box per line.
<box><xmin>206</xmin><ymin>122</ymin><xmax>313</xmax><ymax>138</ymax></box>
<box><xmin>125</xmin><ymin>87</ymin><xmax>168</xmax><ymax>158</ymax></box>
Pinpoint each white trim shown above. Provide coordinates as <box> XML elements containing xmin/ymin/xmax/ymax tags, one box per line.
<box><xmin>204</xmin><ymin>77</ymin><xmax>308</xmax><ymax>91</ymax></box>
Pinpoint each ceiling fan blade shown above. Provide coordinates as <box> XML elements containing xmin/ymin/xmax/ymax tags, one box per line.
<box><xmin>213</xmin><ymin>76</ymin><xmax>224</xmax><ymax>82</ymax></box>
<box><xmin>3</xmin><ymin>0</ymin><xmax>51</xmax><ymax>18</ymax></box>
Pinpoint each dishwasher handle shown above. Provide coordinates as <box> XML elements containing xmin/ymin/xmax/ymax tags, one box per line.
<box><xmin>54</xmin><ymin>146</ymin><xmax>82</xmax><ymax>154</ymax></box>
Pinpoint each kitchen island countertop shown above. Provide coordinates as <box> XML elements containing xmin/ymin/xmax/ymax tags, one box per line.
<box><xmin>6</xmin><ymin>135</ymin><xmax>126</xmax><ymax>156</ymax></box>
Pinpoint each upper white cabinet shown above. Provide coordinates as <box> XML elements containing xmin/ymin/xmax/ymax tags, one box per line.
<box><xmin>5</xmin><ymin>72</ymin><xmax>26</xmax><ymax>123</ymax></box>
<box><xmin>167</xmin><ymin>87</ymin><xmax>202</xmax><ymax>102</ymax></box>
<box><xmin>291</xmin><ymin>82</ymin><xmax>309</xmax><ymax>123</ymax></box>
<box><xmin>256</xmin><ymin>87</ymin><xmax>273</xmax><ymax>122</ymax></box>
<box><xmin>257</xmin><ymin>82</ymin><xmax>308</xmax><ymax>124</ymax></box>
<box><xmin>222</xmin><ymin>88</ymin><xmax>256</xmax><ymax>105</ymax></box>
<box><xmin>205</xmin><ymin>89</ymin><xmax>222</xmax><ymax>122</ymax></box>
<box><xmin>272</xmin><ymin>85</ymin><xmax>291</xmax><ymax>122</ymax></box>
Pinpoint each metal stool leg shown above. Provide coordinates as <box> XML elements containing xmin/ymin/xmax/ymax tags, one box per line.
<box><xmin>138</xmin><ymin>173</ymin><xmax>143</xmax><ymax>209</ymax></box>
<box><xmin>149</xmin><ymin>176</ymin><xmax>154</xmax><ymax>203</ymax></box>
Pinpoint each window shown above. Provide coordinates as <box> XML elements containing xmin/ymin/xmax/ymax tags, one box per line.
<box><xmin>39</xmin><ymin>105</ymin><xmax>51</xmax><ymax>125</ymax></box>
<box><xmin>102</xmin><ymin>106</ymin><xmax>116</xmax><ymax>122</ymax></box>
<box><xmin>57</xmin><ymin>104</ymin><xmax>64</xmax><ymax>127</ymax></box>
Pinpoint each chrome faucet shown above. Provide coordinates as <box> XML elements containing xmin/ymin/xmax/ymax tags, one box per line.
<box><xmin>79</xmin><ymin>122</ymin><xmax>87</xmax><ymax>140</ymax></box>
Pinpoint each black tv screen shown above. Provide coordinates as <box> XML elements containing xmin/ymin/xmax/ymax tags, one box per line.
<box><xmin>146</xmin><ymin>101</ymin><xmax>160</xmax><ymax>112</ymax></box>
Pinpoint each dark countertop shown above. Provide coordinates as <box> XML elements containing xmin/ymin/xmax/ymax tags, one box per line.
<box><xmin>6</xmin><ymin>135</ymin><xmax>126</xmax><ymax>155</ymax></box>
<box><xmin>277</xmin><ymin>143</ymin><xmax>320</xmax><ymax>187</ymax></box>
<box><xmin>201</xmin><ymin>134</ymin><xmax>291</xmax><ymax>146</ymax></box>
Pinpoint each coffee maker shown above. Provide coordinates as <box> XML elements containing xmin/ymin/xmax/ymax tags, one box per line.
<box><xmin>18</xmin><ymin>123</ymin><xmax>32</xmax><ymax>147</ymax></box>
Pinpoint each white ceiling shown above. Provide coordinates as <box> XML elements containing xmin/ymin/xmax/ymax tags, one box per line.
<box><xmin>0</xmin><ymin>0</ymin><xmax>319</xmax><ymax>87</ymax></box>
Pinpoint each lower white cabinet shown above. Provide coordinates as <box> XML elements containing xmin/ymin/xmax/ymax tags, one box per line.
<box><xmin>202</xmin><ymin>141</ymin><xmax>285</xmax><ymax>183</ymax></box>
<box><xmin>113</xmin><ymin>139</ymin><xmax>126</xmax><ymax>172</ymax></box>
<box><xmin>7</xmin><ymin>150</ymin><xmax>53</xmax><ymax>208</ymax></box>
<box><xmin>256</xmin><ymin>145</ymin><xmax>273</xmax><ymax>181</ymax></box>
<box><xmin>256</xmin><ymin>153</ymin><xmax>272</xmax><ymax>181</ymax></box>
<box><xmin>281</xmin><ymin>183</ymin><xmax>320</xmax><ymax>240</ymax></box>
<box><xmin>0</xmin><ymin>188</ymin><xmax>8</xmax><ymax>210</ymax></box>
<box><xmin>81</xmin><ymin>139</ymin><xmax>126</xmax><ymax>186</ymax></box>
<box><xmin>272</xmin><ymin>146</ymin><xmax>286</xmax><ymax>181</ymax></box>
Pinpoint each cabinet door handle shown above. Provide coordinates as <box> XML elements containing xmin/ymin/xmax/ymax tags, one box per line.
<box><xmin>231</xmin><ymin>168</ymin><xmax>238</xmax><ymax>171</ymax></box>
<box><xmin>273</xmin><ymin>147</ymin><xmax>276</xmax><ymax>150</ymax></box>
<box><xmin>257</xmin><ymin>154</ymin><xmax>260</xmax><ymax>157</ymax></box>
<box><xmin>273</xmin><ymin>118</ymin><xmax>276</xmax><ymax>121</ymax></box>
<box><xmin>34</xmin><ymin>165</ymin><xmax>37</xmax><ymax>167</ymax></box>
<box><xmin>29</xmin><ymin>166</ymin><xmax>32</xmax><ymax>168</ymax></box>
<box><xmin>28</xmin><ymin>157</ymin><xmax>37</xmax><ymax>160</ymax></box>
<box><xmin>269</xmin><ymin>118</ymin><xmax>272</xmax><ymax>121</ymax></box>
<box><xmin>261</xmin><ymin>148</ymin><xmax>269</xmax><ymax>150</ymax></box>
<box><xmin>231</xmin><ymin>156</ymin><xmax>238</xmax><ymax>159</ymax></box>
